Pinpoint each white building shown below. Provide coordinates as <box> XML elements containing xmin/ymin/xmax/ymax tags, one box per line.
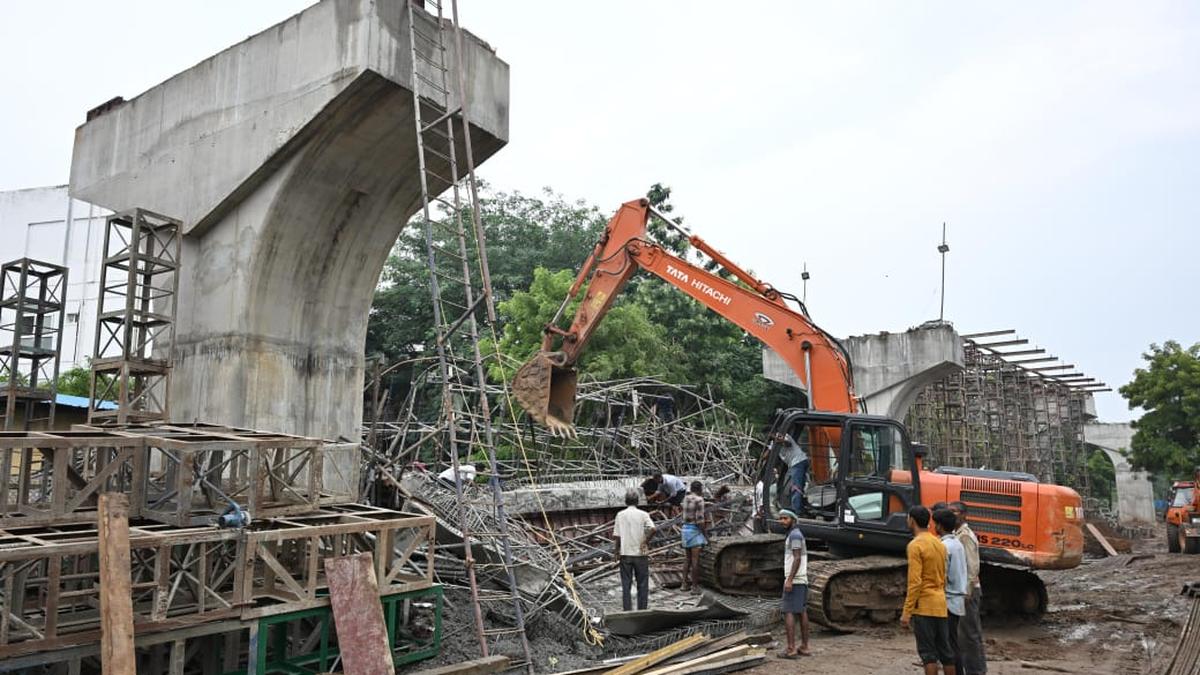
<box><xmin>0</xmin><ymin>185</ymin><xmax>111</xmax><ymax>370</ymax></box>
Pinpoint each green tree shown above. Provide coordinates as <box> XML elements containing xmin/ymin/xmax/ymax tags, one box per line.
<box><xmin>1119</xmin><ymin>340</ymin><xmax>1200</xmax><ymax>478</ymax></box>
<box><xmin>366</xmin><ymin>188</ymin><xmax>608</xmax><ymax>361</ymax></box>
<box><xmin>1085</xmin><ymin>448</ymin><xmax>1116</xmax><ymax>508</ymax></box>
<box><xmin>56</xmin><ymin>364</ymin><xmax>92</xmax><ymax>397</ymax></box>
<box><xmin>483</xmin><ymin>267</ymin><xmax>684</xmax><ymax>382</ymax></box>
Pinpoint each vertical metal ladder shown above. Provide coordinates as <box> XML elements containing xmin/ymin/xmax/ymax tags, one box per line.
<box><xmin>403</xmin><ymin>0</ymin><xmax>534</xmax><ymax>669</ymax></box>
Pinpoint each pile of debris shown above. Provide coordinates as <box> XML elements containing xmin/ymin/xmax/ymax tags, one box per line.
<box><xmin>362</xmin><ymin>375</ymin><xmax>766</xmax><ymax>502</ymax></box>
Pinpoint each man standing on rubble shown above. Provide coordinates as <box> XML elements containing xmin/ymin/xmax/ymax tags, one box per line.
<box><xmin>614</xmin><ymin>488</ymin><xmax>655</xmax><ymax>610</ymax></box>
<box><xmin>778</xmin><ymin>509</ymin><xmax>811</xmax><ymax>658</ymax></box>
<box><xmin>949</xmin><ymin>501</ymin><xmax>987</xmax><ymax>674</ymax></box>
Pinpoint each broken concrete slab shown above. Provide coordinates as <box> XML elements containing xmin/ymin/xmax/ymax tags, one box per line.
<box><xmin>604</xmin><ymin>594</ymin><xmax>747</xmax><ymax>637</ymax></box>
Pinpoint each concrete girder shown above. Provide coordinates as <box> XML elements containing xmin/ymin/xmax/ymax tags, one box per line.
<box><xmin>844</xmin><ymin>324</ymin><xmax>964</xmax><ymax>420</ymax></box>
<box><xmin>762</xmin><ymin>324</ymin><xmax>964</xmax><ymax>421</ymax></box>
<box><xmin>68</xmin><ymin>0</ymin><xmax>509</xmax><ymax>440</ymax></box>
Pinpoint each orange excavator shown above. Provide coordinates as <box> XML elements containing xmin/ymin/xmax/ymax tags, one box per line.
<box><xmin>1166</xmin><ymin>475</ymin><xmax>1200</xmax><ymax>554</ymax></box>
<box><xmin>513</xmin><ymin>197</ymin><xmax>1084</xmax><ymax>628</ymax></box>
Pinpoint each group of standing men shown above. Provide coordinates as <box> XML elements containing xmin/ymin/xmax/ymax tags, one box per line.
<box><xmin>613</xmin><ymin>473</ymin><xmax>712</xmax><ymax>611</ymax></box>
<box><xmin>615</xmin><ymin>470</ymin><xmax>990</xmax><ymax>675</ymax></box>
<box><xmin>902</xmin><ymin>502</ymin><xmax>988</xmax><ymax>675</ymax></box>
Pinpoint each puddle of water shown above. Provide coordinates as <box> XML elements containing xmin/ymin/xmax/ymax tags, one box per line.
<box><xmin>1049</xmin><ymin>603</ymin><xmax>1087</xmax><ymax>613</ymax></box>
<box><xmin>1063</xmin><ymin>623</ymin><xmax>1095</xmax><ymax>642</ymax></box>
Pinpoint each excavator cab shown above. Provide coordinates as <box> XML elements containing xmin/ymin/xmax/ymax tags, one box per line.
<box><xmin>757</xmin><ymin>409</ymin><xmax>922</xmax><ymax>554</ymax></box>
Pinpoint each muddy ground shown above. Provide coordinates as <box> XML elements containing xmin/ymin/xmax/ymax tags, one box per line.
<box><xmin>745</xmin><ymin>525</ymin><xmax>1195</xmax><ymax>675</ymax></box>
<box><xmin>400</xmin><ymin>525</ymin><xmax>1196</xmax><ymax>674</ymax></box>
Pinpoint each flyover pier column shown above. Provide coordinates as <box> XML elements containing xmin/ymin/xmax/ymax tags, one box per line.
<box><xmin>68</xmin><ymin>0</ymin><xmax>510</xmax><ymax>441</ymax></box>
<box><xmin>844</xmin><ymin>324</ymin><xmax>965</xmax><ymax>420</ymax></box>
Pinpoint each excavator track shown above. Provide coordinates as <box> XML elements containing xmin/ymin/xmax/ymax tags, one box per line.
<box><xmin>701</xmin><ymin>536</ymin><xmax>1048</xmax><ymax>632</ymax></box>
<box><xmin>806</xmin><ymin>555</ymin><xmax>910</xmax><ymax>632</ymax></box>
<box><xmin>699</xmin><ymin>534</ymin><xmax>785</xmax><ymax>594</ymax></box>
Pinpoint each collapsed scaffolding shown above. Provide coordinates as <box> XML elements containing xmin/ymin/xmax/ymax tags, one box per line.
<box><xmin>904</xmin><ymin>329</ymin><xmax>1110</xmax><ymax>490</ymax></box>
<box><xmin>359</xmin><ymin>370</ymin><xmax>768</xmax><ymax>654</ymax></box>
<box><xmin>364</xmin><ymin>370</ymin><xmax>762</xmax><ymax>494</ymax></box>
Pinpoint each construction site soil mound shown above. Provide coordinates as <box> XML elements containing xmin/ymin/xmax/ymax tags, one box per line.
<box><xmin>1084</xmin><ymin>519</ymin><xmax>1136</xmax><ymax>556</ymax></box>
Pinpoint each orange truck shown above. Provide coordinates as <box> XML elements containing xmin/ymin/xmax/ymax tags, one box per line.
<box><xmin>1166</xmin><ymin>478</ymin><xmax>1200</xmax><ymax>554</ymax></box>
<box><xmin>514</xmin><ymin>197</ymin><xmax>1084</xmax><ymax>626</ymax></box>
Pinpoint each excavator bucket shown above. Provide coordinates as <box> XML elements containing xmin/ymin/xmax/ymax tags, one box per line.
<box><xmin>512</xmin><ymin>351</ymin><xmax>578</xmax><ymax>438</ymax></box>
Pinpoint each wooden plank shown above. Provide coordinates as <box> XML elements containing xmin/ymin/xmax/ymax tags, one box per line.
<box><xmin>661</xmin><ymin>631</ymin><xmax>771</xmax><ymax>666</ymax></box>
<box><xmin>408</xmin><ymin>655</ymin><xmax>512</xmax><ymax>675</ymax></box>
<box><xmin>643</xmin><ymin>646</ymin><xmax>761</xmax><ymax>675</ymax></box>
<box><xmin>604</xmin><ymin>633</ymin><xmax>710</xmax><ymax>675</ymax></box>
<box><xmin>98</xmin><ymin>493</ymin><xmax>135</xmax><ymax>675</ymax></box>
<box><xmin>325</xmin><ymin>552</ymin><xmax>395</xmax><ymax>675</ymax></box>
<box><xmin>1085</xmin><ymin>523</ymin><xmax>1118</xmax><ymax>557</ymax></box>
<box><xmin>679</xmin><ymin>653</ymin><xmax>765</xmax><ymax>675</ymax></box>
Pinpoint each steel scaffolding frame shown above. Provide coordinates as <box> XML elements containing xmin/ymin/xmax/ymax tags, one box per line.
<box><xmin>89</xmin><ymin>209</ymin><xmax>181</xmax><ymax>425</ymax></box>
<box><xmin>0</xmin><ymin>504</ymin><xmax>434</xmax><ymax>659</ymax></box>
<box><xmin>0</xmin><ymin>258</ymin><xmax>67</xmax><ymax>431</ymax></box>
<box><xmin>904</xmin><ymin>330</ymin><xmax>1105</xmax><ymax>491</ymax></box>
<box><xmin>403</xmin><ymin>0</ymin><xmax>533</xmax><ymax>667</ymax></box>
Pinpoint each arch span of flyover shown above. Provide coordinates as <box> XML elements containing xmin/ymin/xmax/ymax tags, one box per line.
<box><xmin>1084</xmin><ymin>422</ymin><xmax>1156</xmax><ymax>526</ymax></box>
<box><xmin>69</xmin><ymin>0</ymin><xmax>508</xmax><ymax>441</ymax></box>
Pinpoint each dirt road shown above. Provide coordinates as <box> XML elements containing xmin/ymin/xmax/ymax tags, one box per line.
<box><xmin>743</xmin><ymin>528</ymin><xmax>1194</xmax><ymax>674</ymax></box>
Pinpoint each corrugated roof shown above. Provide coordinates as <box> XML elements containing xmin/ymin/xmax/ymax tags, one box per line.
<box><xmin>55</xmin><ymin>394</ymin><xmax>117</xmax><ymax>411</ymax></box>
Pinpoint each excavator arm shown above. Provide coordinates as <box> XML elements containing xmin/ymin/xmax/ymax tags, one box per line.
<box><xmin>513</xmin><ymin>198</ymin><xmax>859</xmax><ymax>435</ymax></box>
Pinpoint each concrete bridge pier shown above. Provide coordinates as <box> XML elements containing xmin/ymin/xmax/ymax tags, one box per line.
<box><xmin>1084</xmin><ymin>422</ymin><xmax>1157</xmax><ymax>526</ymax></box>
<box><xmin>68</xmin><ymin>0</ymin><xmax>509</xmax><ymax>441</ymax></box>
<box><xmin>844</xmin><ymin>324</ymin><xmax>965</xmax><ymax>420</ymax></box>
<box><xmin>763</xmin><ymin>324</ymin><xmax>964</xmax><ymax>420</ymax></box>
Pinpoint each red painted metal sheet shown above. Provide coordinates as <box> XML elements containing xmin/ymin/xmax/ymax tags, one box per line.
<box><xmin>325</xmin><ymin>552</ymin><xmax>396</xmax><ymax>675</ymax></box>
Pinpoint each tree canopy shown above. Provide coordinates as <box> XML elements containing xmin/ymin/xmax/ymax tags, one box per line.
<box><xmin>1119</xmin><ymin>340</ymin><xmax>1200</xmax><ymax>478</ymax></box>
<box><xmin>366</xmin><ymin>184</ymin><xmax>803</xmax><ymax>428</ymax></box>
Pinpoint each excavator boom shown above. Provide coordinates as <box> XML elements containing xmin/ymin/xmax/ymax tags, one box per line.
<box><xmin>513</xmin><ymin>198</ymin><xmax>857</xmax><ymax>434</ymax></box>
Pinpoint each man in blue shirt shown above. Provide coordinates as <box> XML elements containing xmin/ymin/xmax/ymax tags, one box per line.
<box><xmin>642</xmin><ymin>473</ymin><xmax>688</xmax><ymax>515</ymax></box>
<box><xmin>772</xmin><ymin>433</ymin><xmax>809</xmax><ymax>515</ymax></box>
<box><xmin>934</xmin><ymin>507</ymin><xmax>968</xmax><ymax>671</ymax></box>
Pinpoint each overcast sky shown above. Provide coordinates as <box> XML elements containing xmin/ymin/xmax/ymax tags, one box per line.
<box><xmin>2</xmin><ymin>1</ymin><xmax>1197</xmax><ymax>422</ymax></box>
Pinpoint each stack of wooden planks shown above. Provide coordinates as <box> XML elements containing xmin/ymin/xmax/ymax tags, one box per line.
<box><xmin>553</xmin><ymin>630</ymin><xmax>772</xmax><ymax>675</ymax></box>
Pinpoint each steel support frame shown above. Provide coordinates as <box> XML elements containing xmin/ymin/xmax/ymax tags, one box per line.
<box><xmin>89</xmin><ymin>209</ymin><xmax>181</xmax><ymax>425</ymax></box>
<box><xmin>0</xmin><ymin>431</ymin><xmax>145</xmax><ymax>527</ymax></box>
<box><xmin>905</xmin><ymin>341</ymin><xmax>1095</xmax><ymax>490</ymax></box>
<box><xmin>72</xmin><ymin>423</ymin><xmax>356</xmax><ymax>526</ymax></box>
<box><xmin>0</xmin><ymin>258</ymin><xmax>67</xmax><ymax>431</ymax></box>
<box><xmin>0</xmin><ymin>504</ymin><xmax>434</xmax><ymax>659</ymax></box>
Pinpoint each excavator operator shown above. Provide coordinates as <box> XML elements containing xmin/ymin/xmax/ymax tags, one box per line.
<box><xmin>773</xmin><ymin>432</ymin><xmax>810</xmax><ymax>516</ymax></box>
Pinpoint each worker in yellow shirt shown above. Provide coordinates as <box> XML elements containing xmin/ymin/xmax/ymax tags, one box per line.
<box><xmin>900</xmin><ymin>505</ymin><xmax>956</xmax><ymax>675</ymax></box>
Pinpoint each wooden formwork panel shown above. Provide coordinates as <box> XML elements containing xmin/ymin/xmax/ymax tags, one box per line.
<box><xmin>0</xmin><ymin>431</ymin><xmax>145</xmax><ymax>527</ymax></box>
<box><xmin>0</xmin><ymin>504</ymin><xmax>434</xmax><ymax>659</ymax></box>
